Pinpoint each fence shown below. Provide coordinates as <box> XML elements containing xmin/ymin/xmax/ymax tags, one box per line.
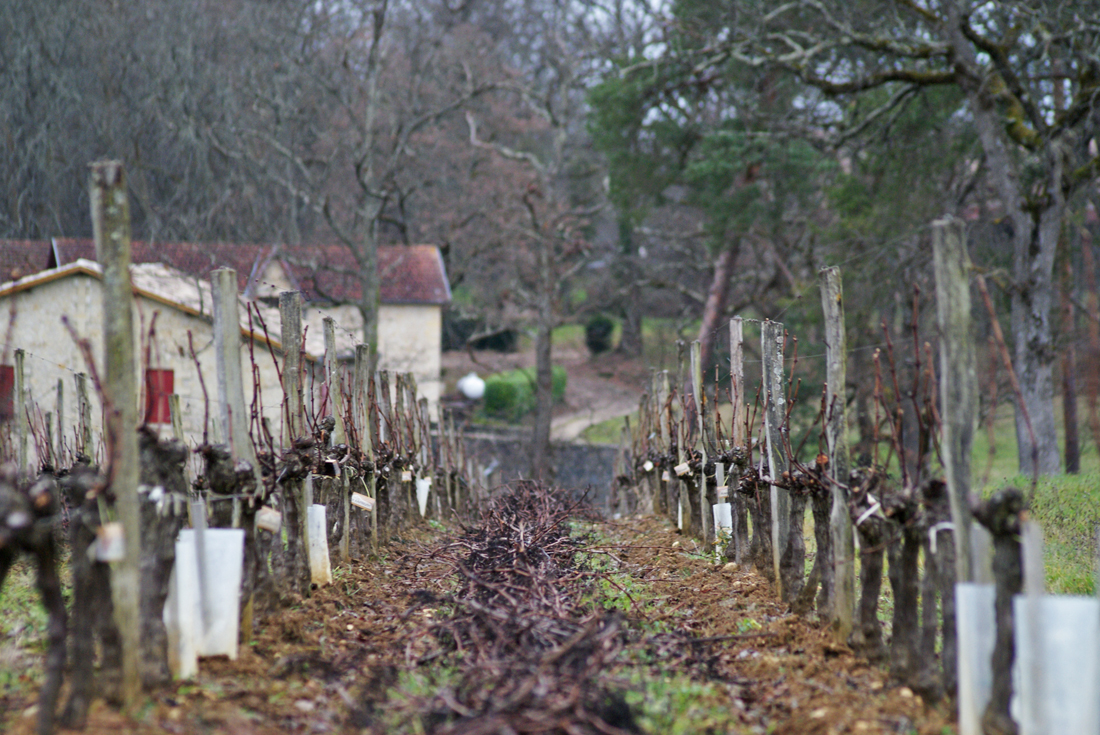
<box><xmin>611</xmin><ymin>217</ymin><xmax>1087</xmax><ymax>734</ymax></box>
<box><xmin>0</xmin><ymin>161</ymin><xmax>490</xmax><ymax>735</ymax></box>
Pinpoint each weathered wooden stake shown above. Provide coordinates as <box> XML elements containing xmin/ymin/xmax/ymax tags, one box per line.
<box><xmin>353</xmin><ymin>345</ymin><xmax>372</xmax><ymax>456</ymax></box>
<box><xmin>14</xmin><ymin>348</ymin><xmax>26</xmax><ymax>471</ymax></box>
<box><xmin>91</xmin><ymin>160</ymin><xmax>141</xmax><ymax>705</ymax></box>
<box><xmin>212</xmin><ymin>268</ymin><xmax>262</xmax><ymax>637</ymax></box>
<box><xmin>212</xmin><ymin>269</ymin><xmax>263</xmax><ymax>496</ymax></box>
<box><xmin>279</xmin><ymin>291</ymin><xmax>309</xmax><ymax>590</ymax></box>
<box><xmin>169</xmin><ymin>394</ymin><xmax>184</xmax><ymax>442</ymax></box>
<box><xmin>378</xmin><ymin>370</ymin><xmax>391</xmax><ymax>446</ymax></box>
<box><xmin>279</xmin><ymin>292</ymin><xmax>304</xmax><ymax>443</ymax></box>
<box><xmin>761</xmin><ymin>319</ymin><xmax>789</xmax><ymax>595</ymax></box>
<box><xmin>353</xmin><ymin>344</ymin><xmax>373</xmax><ymax>552</ymax></box>
<box><xmin>322</xmin><ymin>318</ymin><xmax>346</xmax><ymax>446</ymax></box>
<box><xmin>45</xmin><ymin>412</ymin><xmax>53</xmax><ymax>467</ymax></box>
<box><xmin>932</xmin><ymin>217</ymin><xmax>976</xmax><ymax>583</ymax></box>
<box><xmin>55</xmin><ymin>378</ymin><xmax>64</xmax><ymax>465</ymax></box>
<box><xmin>691</xmin><ymin>340</ymin><xmax>710</xmax><ymax>541</ymax></box>
<box><xmin>323</xmin><ymin>318</ymin><xmax>349</xmax><ymax>561</ymax></box>
<box><xmin>820</xmin><ymin>267</ymin><xmax>855</xmax><ymax>642</ymax></box>
<box><xmin>729</xmin><ymin>317</ymin><xmax>749</xmax><ymax>563</ymax></box>
<box><xmin>76</xmin><ymin>372</ymin><xmax>92</xmax><ymax>458</ymax></box>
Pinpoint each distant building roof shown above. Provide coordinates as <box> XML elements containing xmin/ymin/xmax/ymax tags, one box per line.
<box><xmin>282</xmin><ymin>243</ymin><xmax>452</xmax><ymax>305</ymax></box>
<box><xmin>0</xmin><ymin>258</ymin><xmax>368</xmax><ymax>362</ymax></box>
<box><xmin>0</xmin><ymin>238</ymin><xmax>451</xmax><ymax>306</ymax></box>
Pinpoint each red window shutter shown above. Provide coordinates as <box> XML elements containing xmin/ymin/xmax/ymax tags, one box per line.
<box><xmin>144</xmin><ymin>369</ymin><xmax>174</xmax><ymax>424</ymax></box>
<box><xmin>0</xmin><ymin>365</ymin><xmax>13</xmax><ymax>421</ymax></box>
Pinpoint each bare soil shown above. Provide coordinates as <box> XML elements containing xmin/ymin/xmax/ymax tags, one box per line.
<box><xmin>3</xmin><ymin>514</ymin><xmax>956</xmax><ymax>735</ymax></box>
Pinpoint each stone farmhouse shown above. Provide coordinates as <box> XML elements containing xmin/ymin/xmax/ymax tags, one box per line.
<box><xmin>0</xmin><ymin>240</ymin><xmax>450</xmax><ymax>466</ymax></box>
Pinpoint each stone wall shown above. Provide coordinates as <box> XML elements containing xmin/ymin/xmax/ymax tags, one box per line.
<box><xmin>457</xmin><ymin>426</ymin><xmax>618</xmax><ymax>510</ymax></box>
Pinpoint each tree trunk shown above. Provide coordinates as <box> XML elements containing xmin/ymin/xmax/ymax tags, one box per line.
<box><xmin>946</xmin><ymin>8</ymin><xmax>1064</xmax><ymax>479</ymax></box>
<box><xmin>358</xmin><ymin>223</ymin><xmax>380</xmax><ymax>351</ymax></box>
<box><xmin>618</xmin><ymin>297</ymin><xmax>643</xmax><ymax>357</ymax></box>
<box><xmin>697</xmin><ymin>239</ymin><xmax>740</xmax><ymax>375</ymax></box>
<box><xmin>1060</xmin><ymin>258</ymin><xmax>1079</xmax><ymax>473</ymax></box>
<box><xmin>531</xmin><ymin>240</ymin><xmax>554</xmax><ymax>479</ymax></box>
<box><xmin>1083</xmin><ymin>232</ymin><xmax>1100</xmax><ymax>459</ymax></box>
<box><xmin>947</xmin><ymin>13</ymin><xmax>1061</xmax><ymax>476</ymax></box>
<box><xmin>1010</xmin><ymin>205</ymin><xmax>1062</xmax><ymax>476</ymax></box>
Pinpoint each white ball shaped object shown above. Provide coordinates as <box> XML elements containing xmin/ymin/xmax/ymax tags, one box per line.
<box><xmin>457</xmin><ymin>372</ymin><xmax>485</xmax><ymax>400</ymax></box>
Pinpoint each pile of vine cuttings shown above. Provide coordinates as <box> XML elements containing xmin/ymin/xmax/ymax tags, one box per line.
<box><xmin>3</xmin><ymin>481</ymin><xmax>956</xmax><ymax>735</ymax></box>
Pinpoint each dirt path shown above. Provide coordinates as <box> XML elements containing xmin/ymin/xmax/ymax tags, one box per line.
<box><xmin>2</xmin><ymin>509</ymin><xmax>956</xmax><ymax>735</ymax></box>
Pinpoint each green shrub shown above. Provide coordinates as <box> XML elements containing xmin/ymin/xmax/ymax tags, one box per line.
<box><xmin>585</xmin><ymin>314</ymin><xmax>615</xmax><ymax>354</ymax></box>
<box><xmin>482</xmin><ymin>366</ymin><xmax>567</xmax><ymax>422</ymax></box>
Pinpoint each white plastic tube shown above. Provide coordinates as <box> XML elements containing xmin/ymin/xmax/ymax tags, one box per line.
<box><xmin>416</xmin><ymin>477</ymin><xmax>431</xmax><ymax>517</ymax></box>
<box><xmin>956</xmin><ymin>583</ymin><xmax>996</xmax><ymax>735</ymax></box>
<box><xmin>164</xmin><ymin>528</ymin><xmax>245</xmax><ymax>675</ymax></box>
<box><xmin>308</xmin><ymin>504</ymin><xmax>333</xmax><ymax>585</ymax></box>
<box><xmin>1013</xmin><ymin>594</ymin><xmax>1100</xmax><ymax>735</ymax></box>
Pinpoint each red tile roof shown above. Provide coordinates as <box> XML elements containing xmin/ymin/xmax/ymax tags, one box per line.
<box><xmin>7</xmin><ymin>238</ymin><xmax>450</xmax><ymax>305</ymax></box>
<box><xmin>0</xmin><ymin>240</ymin><xmax>56</xmax><ymax>282</ymax></box>
<box><xmin>281</xmin><ymin>244</ymin><xmax>452</xmax><ymax>305</ymax></box>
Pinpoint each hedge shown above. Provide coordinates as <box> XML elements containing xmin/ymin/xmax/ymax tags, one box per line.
<box><xmin>483</xmin><ymin>366</ymin><xmax>567</xmax><ymax>422</ymax></box>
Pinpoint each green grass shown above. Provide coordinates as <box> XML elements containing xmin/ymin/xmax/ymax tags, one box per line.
<box><xmin>0</xmin><ymin>556</ymin><xmax>73</xmax><ymax>698</ymax></box>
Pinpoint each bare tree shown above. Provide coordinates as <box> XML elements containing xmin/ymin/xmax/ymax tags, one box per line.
<box><xmin>622</xmin><ymin>0</ymin><xmax>1100</xmax><ymax>475</ymax></box>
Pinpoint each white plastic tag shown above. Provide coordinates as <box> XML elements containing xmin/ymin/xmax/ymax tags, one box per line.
<box><xmin>256</xmin><ymin>507</ymin><xmax>282</xmax><ymax>533</ymax></box>
<box><xmin>96</xmin><ymin>522</ymin><xmax>125</xmax><ymax>562</ymax></box>
<box><xmin>351</xmin><ymin>492</ymin><xmax>375</xmax><ymax>512</ymax></box>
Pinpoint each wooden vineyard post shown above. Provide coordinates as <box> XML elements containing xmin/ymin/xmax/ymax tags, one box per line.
<box><xmin>353</xmin><ymin>344</ymin><xmax>376</xmax><ymax>553</ymax></box>
<box><xmin>729</xmin><ymin>317</ymin><xmax>748</xmax><ymax>563</ymax></box>
<box><xmin>353</xmin><ymin>345</ymin><xmax>371</xmax><ymax>454</ymax></box>
<box><xmin>820</xmin><ymin>266</ymin><xmax>855</xmax><ymax>642</ymax></box>
<box><xmin>212</xmin><ymin>268</ymin><xmax>263</xmax><ymax>640</ymax></box>
<box><xmin>932</xmin><ymin>217</ymin><xmax>976</xmax><ymax>583</ymax></box>
<box><xmin>279</xmin><ymin>292</ymin><xmax>304</xmax><ymax>442</ymax></box>
<box><xmin>212</xmin><ymin>269</ymin><xmax>264</xmax><ymax>507</ymax></box>
<box><xmin>323</xmin><ymin>318</ymin><xmax>349</xmax><ymax>562</ymax></box>
<box><xmin>439</xmin><ymin>405</ymin><xmax>453</xmax><ymax>513</ymax></box>
<box><xmin>761</xmin><ymin>319</ymin><xmax>789</xmax><ymax>595</ymax></box>
<box><xmin>279</xmin><ymin>292</ymin><xmax>309</xmax><ymax>593</ymax></box>
<box><xmin>45</xmin><ymin>413</ymin><xmax>53</xmax><ymax>470</ymax></box>
<box><xmin>169</xmin><ymin>394</ymin><xmax>185</xmax><ymax>442</ymax></box>
<box><xmin>674</xmin><ymin>343</ymin><xmax>690</xmax><ymax>533</ymax></box>
<box><xmin>91</xmin><ymin>160</ymin><xmax>141</xmax><ymax>706</ymax></box>
<box><xmin>377</xmin><ymin>370</ymin><xmax>393</xmax><ymax>535</ymax></box>
<box><xmin>451</xmin><ymin>414</ymin><xmax>463</xmax><ymax>512</ymax></box>
<box><xmin>14</xmin><ymin>349</ymin><xmax>26</xmax><ymax>471</ymax></box>
<box><xmin>690</xmin><ymin>340</ymin><xmax>710</xmax><ymax>542</ymax></box>
<box><xmin>323</xmin><ymin>318</ymin><xmax>347</xmax><ymax>446</ymax></box>
<box><xmin>378</xmin><ymin>370</ymin><xmax>391</xmax><ymax>446</ymax></box>
<box><xmin>652</xmin><ymin>371</ymin><xmax>667</xmax><ymax>516</ymax></box>
<box><xmin>76</xmin><ymin>372</ymin><xmax>92</xmax><ymax>459</ymax></box>
<box><xmin>419</xmin><ymin>397</ymin><xmax>432</xmax><ymax>514</ymax></box>
<box><xmin>55</xmin><ymin>378</ymin><xmax>63</xmax><ymax>465</ymax></box>
<box><xmin>393</xmin><ymin>373</ymin><xmax>406</xmax><ymax>456</ymax></box>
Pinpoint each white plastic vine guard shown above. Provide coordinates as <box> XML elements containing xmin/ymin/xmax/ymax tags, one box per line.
<box><xmin>307</xmin><ymin>504</ymin><xmax>333</xmax><ymax>586</ymax></box>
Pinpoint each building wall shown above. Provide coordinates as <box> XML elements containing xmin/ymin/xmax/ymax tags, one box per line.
<box><xmin>309</xmin><ymin>302</ymin><xmax>443</xmax><ymax>408</ymax></box>
<box><xmin>0</xmin><ymin>274</ymin><xmax>290</xmax><ymax>469</ymax></box>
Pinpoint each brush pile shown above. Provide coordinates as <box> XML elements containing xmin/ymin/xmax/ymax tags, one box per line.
<box><xmin>374</xmin><ymin>481</ymin><xmax>640</xmax><ymax>735</ymax></box>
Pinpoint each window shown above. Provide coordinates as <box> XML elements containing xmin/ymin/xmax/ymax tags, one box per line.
<box><xmin>0</xmin><ymin>365</ymin><xmax>12</xmax><ymax>421</ymax></box>
<box><xmin>144</xmin><ymin>369</ymin><xmax>174</xmax><ymax>424</ymax></box>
